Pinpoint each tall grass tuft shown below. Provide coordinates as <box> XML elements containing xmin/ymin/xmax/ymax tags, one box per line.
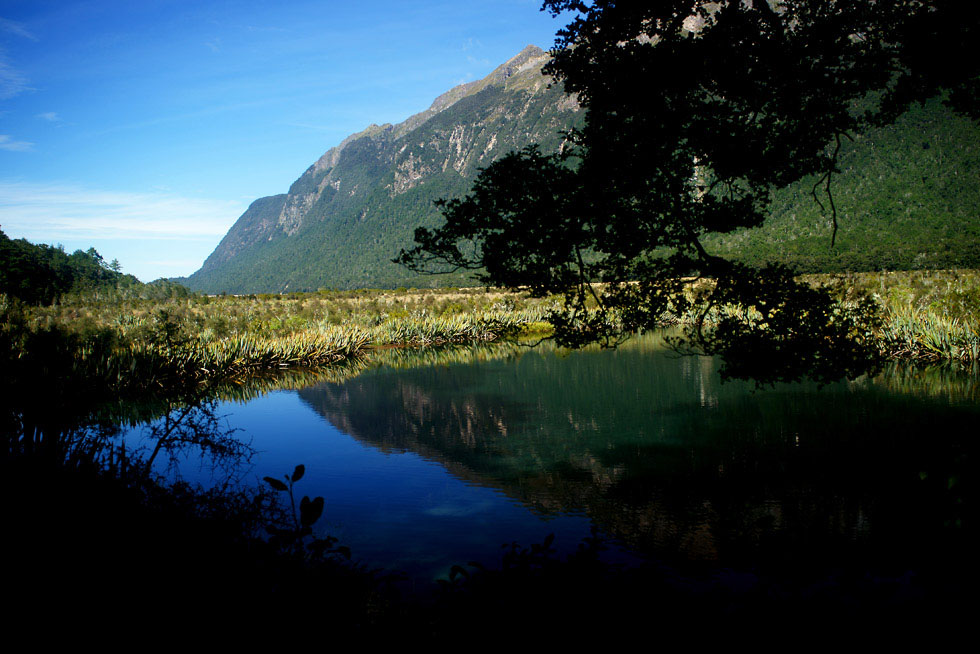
<box><xmin>370</xmin><ymin>308</ymin><xmax>548</xmax><ymax>345</ymax></box>
<box><xmin>877</xmin><ymin>305</ymin><xmax>980</xmax><ymax>362</ymax></box>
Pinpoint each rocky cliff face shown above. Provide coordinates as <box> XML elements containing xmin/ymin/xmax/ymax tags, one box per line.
<box><xmin>187</xmin><ymin>45</ymin><xmax>582</xmax><ymax>293</ymax></box>
<box><xmin>185</xmin><ymin>44</ymin><xmax>980</xmax><ymax>293</ymax></box>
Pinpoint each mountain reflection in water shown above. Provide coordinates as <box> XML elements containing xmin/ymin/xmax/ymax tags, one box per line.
<box><xmin>130</xmin><ymin>333</ymin><xmax>977</xmax><ymax>582</ymax></box>
<box><xmin>293</xmin><ymin>334</ymin><xmax>976</xmax><ymax>575</ymax></box>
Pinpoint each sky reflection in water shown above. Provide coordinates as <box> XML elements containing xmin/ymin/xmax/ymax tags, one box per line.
<box><xmin>124</xmin><ymin>335</ymin><xmax>979</xmax><ymax>582</ymax></box>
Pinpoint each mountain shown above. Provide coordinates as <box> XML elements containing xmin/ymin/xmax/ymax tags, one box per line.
<box><xmin>185</xmin><ymin>46</ymin><xmax>980</xmax><ymax>294</ymax></box>
<box><xmin>185</xmin><ymin>45</ymin><xmax>582</xmax><ymax>294</ymax></box>
<box><xmin>704</xmin><ymin>98</ymin><xmax>980</xmax><ymax>272</ymax></box>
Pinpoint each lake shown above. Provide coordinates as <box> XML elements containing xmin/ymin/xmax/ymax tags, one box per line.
<box><xmin>124</xmin><ymin>333</ymin><xmax>979</xmax><ymax>588</ymax></box>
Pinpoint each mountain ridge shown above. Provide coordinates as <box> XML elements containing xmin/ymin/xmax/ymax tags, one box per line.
<box><xmin>185</xmin><ymin>44</ymin><xmax>581</xmax><ymax>293</ymax></box>
<box><xmin>184</xmin><ymin>46</ymin><xmax>980</xmax><ymax>294</ymax></box>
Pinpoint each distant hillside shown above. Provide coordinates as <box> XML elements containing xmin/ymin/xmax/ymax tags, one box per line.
<box><xmin>186</xmin><ymin>45</ymin><xmax>582</xmax><ymax>294</ymax></box>
<box><xmin>705</xmin><ymin>98</ymin><xmax>980</xmax><ymax>272</ymax></box>
<box><xmin>186</xmin><ymin>47</ymin><xmax>980</xmax><ymax>294</ymax></box>
<box><xmin>0</xmin><ymin>228</ymin><xmax>135</xmax><ymax>304</ymax></box>
<box><xmin>0</xmin><ymin>227</ymin><xmax>189</xmax><ymax>305</ymax></box>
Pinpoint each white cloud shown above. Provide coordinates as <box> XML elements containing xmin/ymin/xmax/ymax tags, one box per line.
<box><xmin>0</xmin><ymin>55</ymin><xmax>30</xmax><ymax>100</ymax></box>
<box><xmin>36</xmin><ymin>111</ymin><xmax>60</xmax><ymax>122</ymax></box>
<box><xmin>0</xmin><ymin>180</ymin><xmax>244</xmax><ymax>240</ymax></box>
<box><xmin>0</xmin><ymin>18</ymin><xmax>37</xmax><ymax>41</ymax></box>
<box><xmin>142</xmin><ymin>258</ymin><xmax>207</xmax><ymax>268</ymax></box>
<box><xmin>0</xmin><ymin>18</ymin><xmax>34</xmax><ymax>99</ymax></box>
<box><xmin>0</xmin><ymin>134</ymin><xmax>33</xmax><ymax>151</ymax></box>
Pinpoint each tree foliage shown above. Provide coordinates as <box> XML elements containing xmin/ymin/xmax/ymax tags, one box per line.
<box><xmin>0</xmin><ymin>228</ymin><xmax>137</xmax><ymax>304</ymax></box>
<box><xmin>0</xmin><ymin>227</ymin><xmax>192</xmax><ymax>304</ymax></box>
<box><xmin>397</xmin><ymin>0</ymin><xmax>980</xmax><ymax>384</ymax></box>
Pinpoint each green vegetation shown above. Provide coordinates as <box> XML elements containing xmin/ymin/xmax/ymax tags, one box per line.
<box><xmin>704</xmin><ymin>99</ymin><xmax>980</xmax><ymax>273</ymax></box>
<box><xmin>3</xmin><ymin>270</ymin><xmax>977</xmax><ymax>632</ymax></box>
<box><xmin>1</xmin><ymin>227</ymin><xmax>136</xmax><ymax>304</ymax></box>
<box><xmin>658</xmin><ymin>269</ymin><xmax>980</xmax><ymax>368</ymax></box>
<box><xmin>6</xmin><ymin>270</ymin><xmax>972</xmax><ymax>491</ymax></box>
<box><xmin>3</xmin><ymin>271</ymin><xmax>976</xmax><ymax>415</ymax></box>
<box><xmin>184</xmin><ymin>47</ymin><xmax>585</xmax><ymax>294</ymax></box>
<box><xmin>401</xmin><ymin>2</ymin><xmax>979</xmax><ymax>386</ymax></box>
<box><xmin>188</xmin><ymin>55</ymin><xmax>980</xmax><ymax>297</ymax></box>
<box><xmin>824</xmin><ymin>269</ymin><xmax>980</xmax><ymax>363</ymax></box>
<box><xmin>0</xmin><ymin>227</ymin><xmax>192</xmax><ymax>305</ymax></box>
<box><xmin>0</xmin><ymin>286</ymin><xmax>553</xmax><ymax>433</ymax></box>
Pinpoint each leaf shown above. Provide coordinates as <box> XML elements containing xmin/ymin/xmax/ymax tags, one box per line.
<box><xmin>300</xmin><ymin>495</ymin><xmax>324</xmax><ymax>527</ymax></box>
<box><xmin>263</xmin><ymin>476</ymin><xmax>288</xmax><ymax>492</ymax></box>
<box><xmin>543</xmin><ymin>533</ymin><xmax>555</xmax><ymax>549</ymax></box>
<box><xmin>449</xmin><ymin>564</ymin><xmax>469</xmax><ymax>582</ymax></box>
<box><xmin>291</xmin><ymin>464</ymin><xmax>305</xmax><ymax>483</ymax></box>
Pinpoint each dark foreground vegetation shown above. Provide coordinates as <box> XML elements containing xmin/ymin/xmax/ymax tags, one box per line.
<box><xmin>6</xmin><ymin>419</ymin><xmax>975</xmax><ymax>638</ymax></box>
<box><xmin>2</xmin><ymin>270</ymin><xmax>978</xmax><ymax>636</ymax></box>
<box><xmin>6</xmin><ymin>403</ymin><xmax>975</xmax><ymax>638</ymax></box>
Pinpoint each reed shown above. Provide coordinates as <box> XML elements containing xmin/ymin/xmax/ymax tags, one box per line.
<box><xmin>7</xmin><ymin>269</ymin><xmax>980</xmax><ymax>387</ymax></box>
<box><xmin>658</xmin><ymin>270</ymin><xmax>980</xmax><ymax>363</ymax></box>
<box><xmin>860</xmin><ymin>360</ymin><xmax>980</xmax><ymax>404</ymax></box>
<box><xmin>876</xmin><ymin>305</ymin><xmax>980</xmax><ymax>362</ymax></box>
<box><xmin>370</xmin><ymin>307</ymin><xmax>549</xmax><ymax>345</ymax></box>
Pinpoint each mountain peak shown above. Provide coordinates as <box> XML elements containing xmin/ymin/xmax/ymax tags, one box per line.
<box><xmin>426</xmin><ymin>44</ymin><xmax>551</xmax><ymax>114</ymax></box>
<box><xmin>187</xmin><ymin>45</ymin><xmax>580</xmax><ymax>292</ymax></box>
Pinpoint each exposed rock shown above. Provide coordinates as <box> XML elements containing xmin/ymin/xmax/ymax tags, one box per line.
<box><xmin>187</xmin><ymin>45</ymin><xmax>582</xmax><ymax>293</ymax></box>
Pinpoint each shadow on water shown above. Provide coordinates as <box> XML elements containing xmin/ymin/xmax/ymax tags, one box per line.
<box><xmin>294</xmin><ymin>334</ymin><xmax>978</xmax><ymax>601</ymax></box>
<box><xmin>0</xmin><ymin>323</ymin><xmax>392</xmax><ymax>631</ymax></box>
<box><xmin>2</xmin><ymin>330</ymin><xmax>977</xmax><ymax>634</ymax></box>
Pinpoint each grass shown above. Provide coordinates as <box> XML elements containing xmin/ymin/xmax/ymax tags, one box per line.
<box><xmin>655</xmin><ymin>269</ymin><xmax>980</xmax><ymax>364</ymax></box>
<box><xmin>3</xmin><ymin>268</ymin><xmax>978</xmax><ymax>413</ymax></box>
<box><xmin>3</xmin><ymin>272</ymin><xmax>977</xmax><ymax>636</ymax></box>
<box><xmin>814</xmin><ymin>269</ymin><xmax>980</xmax><ymax>362</ymax></box>
<box><xmin>1</xmin><ymin>290</ymin><xmax>553</xmax><ymax>404</ymax></box>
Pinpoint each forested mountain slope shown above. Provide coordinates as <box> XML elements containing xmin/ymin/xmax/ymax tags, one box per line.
<box><xmin>705</xmin><ymin>98</ymin><xmax>980</xmax><ymax>272</ymax></box>
<box><xmin>185</xmin><ymin>46</ymin><xmax>979</xmax><ymax>294</ymax></box>
<box><xmin>185</xmin><ymin>45</ymin><xmax>581</xmax><ymax>293</ymax></box>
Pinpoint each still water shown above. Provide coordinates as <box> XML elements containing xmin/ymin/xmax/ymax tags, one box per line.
<box><xmin>126</xmin><ymin>334</ymin><xmax>979</xmax><ymax>583</ymax></box>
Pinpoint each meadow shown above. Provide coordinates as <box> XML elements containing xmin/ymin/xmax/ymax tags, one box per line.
<box><xmin>5</xmin><ymin>269</ymin><xmax>977</xmax><ymax>392</ymax></box>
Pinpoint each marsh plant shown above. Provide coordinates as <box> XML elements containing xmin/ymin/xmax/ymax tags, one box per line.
<box><xmin>262</xmin><ymin>464</ymin><xmax>352</xmax><ymax>563</ymax></box>
<box><xmin>3</xmin><ymin>270</ymin><xmax>978</xmax><ymax>425</ymax></box>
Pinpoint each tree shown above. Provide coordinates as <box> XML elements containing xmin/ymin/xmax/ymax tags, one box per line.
<box><xmin>397</xmin><ymin>0</ymin><xmax>979</xmax><ymax>384</ymax></box>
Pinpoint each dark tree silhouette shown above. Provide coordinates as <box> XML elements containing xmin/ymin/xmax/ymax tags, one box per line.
<box><xmin>397</xmin><ymin>0</ymin><xmax>979</xmax><ymax>384</ymax></box>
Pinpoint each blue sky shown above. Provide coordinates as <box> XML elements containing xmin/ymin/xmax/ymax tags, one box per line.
<box><xmin>0</xmin><ymin>0</ymin><xmax>565</xmax><ymax>280</ymax></box>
